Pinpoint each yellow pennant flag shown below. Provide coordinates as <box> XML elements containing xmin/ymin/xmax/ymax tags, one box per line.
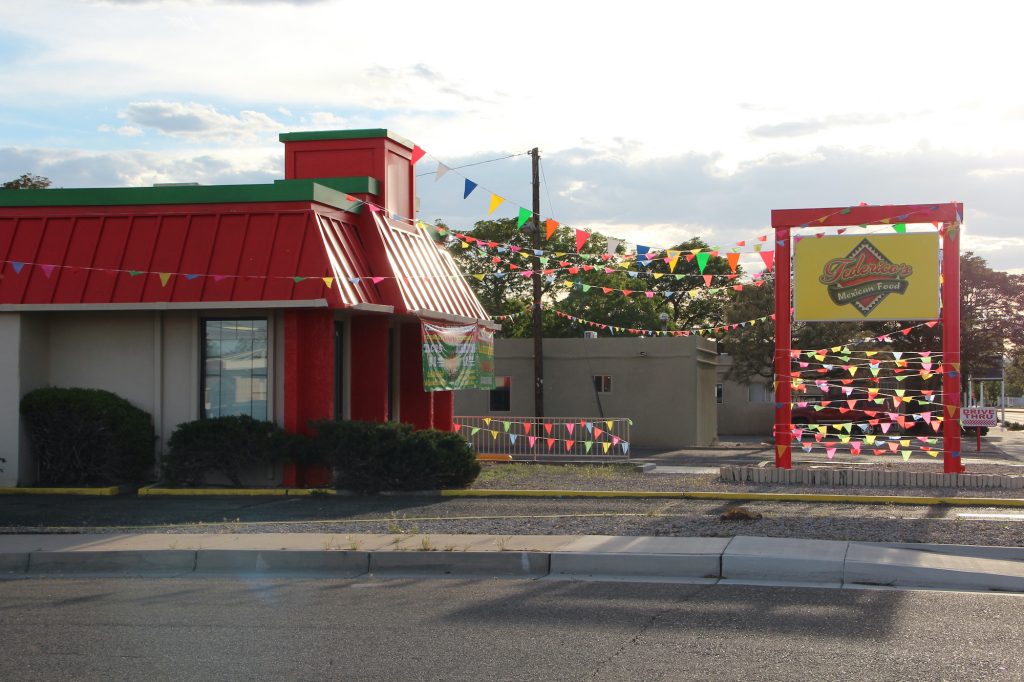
<box><xmin>483</xmin><ymin>417</ymin><xmax>491</xmax><ymax>425</ymax></box>
<box><xmin>488</xmin><ymin>194</ymin><xmax>505</xmax><ymax>215</ymax></box>
<box><xmin>653</xmin><ymin>273</ymin><xmax>664</xmax><ymax>280</ymax></box>
<box><xmin>473</xmin><ymin>274</ymin><xmax>486</xmax><ymax>281</ymax></box>
<box><xmin>602</xmin><ymin>442</ymin><xmax>612</xmax><ymax>454</ymax></box>
<box><xmin>605</xmin><ymin>420</ymin><xmax>614</xmax><ymax>431</ymax></box>
<box><xmin>776</xmin><ymin>444</ymin><xmax>787</xmax><ymax>457</ymax></box>
<box><xmin>667</xmin><ymin>250</ymin><xmax>681</xmax><ymax>272</ymax></box>
<box><xmin>322</xmin><ymin>277</ymin><xmax>334</xmax><ymax>288</ymax></box>
<box><xmin>158</xmin><ymin>273</ymin><xmax>172</xmax><ymax>287</ymax></box>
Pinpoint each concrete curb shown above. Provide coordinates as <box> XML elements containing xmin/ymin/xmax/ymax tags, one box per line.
<box><xmin>138</xmin><ymin>485</ymin><xmax>337</xmax><ymax>497</ymax></box>
<box><xmin>721</xmin><ymin>465</ymin><xmax>1024</xmax><ymax>490</ymax></box>
<box><xmin>3</xmin><ymin>534</ymin><xmax>1024</xmax><ymax>593</ymax></box>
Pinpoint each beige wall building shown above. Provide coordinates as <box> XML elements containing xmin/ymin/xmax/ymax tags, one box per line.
<box><xmin>715</xmin><ymin>354</ymin><xmax>775</xmax><ymax>436</ymax></box>
<box><xmin>455</xmin><ymin>336</ymin><xmax>719</xmax><ymax>449</ymax></box>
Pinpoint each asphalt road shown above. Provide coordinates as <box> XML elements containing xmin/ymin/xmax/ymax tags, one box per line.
<box><xmin>0</xmin><ymin>577</ymin><xmax>1019</xmax><ymax>681</ymax></box>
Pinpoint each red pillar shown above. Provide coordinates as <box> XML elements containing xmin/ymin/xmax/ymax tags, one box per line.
<box><xmin>283</xmin><ymin>309</ymin><xmax>335</xmax><ymax>434</ymax></box>
<box><xmin>399</xmin><ymin>321</ymin><xmax>433</xmax><ymax>429</ymax></box>
<box><xmin>349</xmin><ymin>314</ymin><xmax>391</xmax><ymax>422</ymax></box>
<box><xmin>942</xmin><ymin>222</ymin><xmax>964</xmax><ymax>473</ymax></box>
<box><xmin>773</xmin><ymin>226</ymin><xmax>793</xmax><ymax>468</ymax></box>
<box><xmin>433</xmin><ymin>391</ymin><xmax>454</xmax><ymax>432</ymax></box>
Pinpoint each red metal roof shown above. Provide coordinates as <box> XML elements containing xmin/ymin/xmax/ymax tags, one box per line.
<box><xmin>0</xmin><ymin>202</ymin><xmax>380</xmax><ymax>308</ymax></box>
<box><xmin>372</xmin><ymin>213</ymin><xmax>489</xmax><ymax>322</ymax></box>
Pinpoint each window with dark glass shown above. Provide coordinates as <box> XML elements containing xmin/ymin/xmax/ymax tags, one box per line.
<box><xmin>489</xmin><ymin>376</ymin><xmax>511</xmax><ymax>412</ymax></box>
<box><xmin>715</xmin><ymin>383</ymin><xmax>724</xmax><ymax>404</ymax></box>
<box><xmin>202</xmin><ymin>319</ymin><xmax>268</xmax><ymax>420</ymax></box>
<box><xmin>593</xmin><ymin>375</ymin><xmax>613</xmax><ymax>393</ymax></box>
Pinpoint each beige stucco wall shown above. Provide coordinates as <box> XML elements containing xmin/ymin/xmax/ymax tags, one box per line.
<box><xmin>715</xmin><ymin>355</ymin><xmax>774</xmax><ymax>436</ymax></box>
<box><xmin>0</xmin><ymin>308</ymin><xmax>294</xmax><ymax>485</ymax></box>
<box><xmin>454</xmin><ymin>336</ymin><xmax>718</xmax><ymax>449</ymax></box>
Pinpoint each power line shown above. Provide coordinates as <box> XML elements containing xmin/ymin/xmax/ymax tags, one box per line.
<box><xmin>415</xmin><ymin>151</ymin><xmax>531</xmax><ymax>177</ymax></box>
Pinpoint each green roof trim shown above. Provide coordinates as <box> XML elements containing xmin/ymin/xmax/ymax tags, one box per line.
<box><xmin>278</xmin><ymin>128</ymin><xmax>414</xmax><ymax>149</ymax></box>
<box><xmin>0</xmin><ymin>178</ymin><xmax>377</xmax><ymax>212</ymax></box>
<box><xmin>274</xmin><ymin>176</ymin><xmax>379</xmax><ymax>197</ymax></box>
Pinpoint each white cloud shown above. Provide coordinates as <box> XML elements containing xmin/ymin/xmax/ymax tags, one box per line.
<box><xmin>117</xmin><ymin>101</ymin><xmax>282</xmax><ymax>141</ymax></box>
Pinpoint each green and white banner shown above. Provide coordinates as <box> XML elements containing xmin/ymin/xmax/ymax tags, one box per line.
<box><xmin>421</xmin><ymin>322</ymin><xmax>495</xmax><ymax>391</ymax></box>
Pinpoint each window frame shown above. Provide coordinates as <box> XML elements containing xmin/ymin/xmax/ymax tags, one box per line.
<box><xmin>489</xmin><ymin>375</ymin><xmax>512</xmax><ymax>412</ymax></box>
<box><xmin>592</xmin><ymin>375</ymin><xmax>613</xmax><ymax>394</ymax></box>
<box><xmin>199</xmin><ymin>316</ymin><xmax>271</xmax><ymax>421</ymax></box>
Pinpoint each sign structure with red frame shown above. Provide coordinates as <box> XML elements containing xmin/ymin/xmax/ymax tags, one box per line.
<box><xmin>771</xmin><ymin>203</ymin><xmax>965</xmax><ymax>474</ymax></box>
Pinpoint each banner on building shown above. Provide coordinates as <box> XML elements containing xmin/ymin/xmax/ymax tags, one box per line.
<box><xmin>794</xmin><ymin>233</ymin><xmax>939</xmax><ymax>321</ymax></box>
<box><xmin>421</xmin><ymin>322</ymin><xmax>495</xmax><ymax>391</ymax></box>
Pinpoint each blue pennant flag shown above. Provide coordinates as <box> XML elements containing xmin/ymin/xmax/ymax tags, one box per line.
<box><xmin>463</xmin><ymin>179</ymin><xmax>478</xmax><ymax>199</ymax></box>
<box><xmin>11</xmin><ymin>261</ymin><xmax>25</xmax><ymax>274</ymax></box>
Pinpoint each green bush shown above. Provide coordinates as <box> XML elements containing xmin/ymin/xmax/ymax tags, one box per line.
<box><xmin>164</xmin><ymin>416</ymin><xmax>283</xmax><ymax>487</ymax></box>
<box><xmin>310</xmin><ymin>420</ymin><xmax>480</xmax><ymax>493</ymax></box>
<box><xmin>20</xmin><ymin>387</ymin><xmax>155</xmax><ymax>486</ymax></box>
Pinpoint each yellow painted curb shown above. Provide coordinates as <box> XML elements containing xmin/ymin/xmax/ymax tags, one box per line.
<box><xmin>0</xmin><ymin>485</ymin><xmax>130</xmax><ymax>496</ymax></box>
<box><xmin>138</xmin><ymin>486</ymin><xmax>336</xmax><ymax>497</ymax></box>
<box><xmin>442</xmin><ymin>489</ymin><xmax>1024</xmax><ymax>507</ymax></box>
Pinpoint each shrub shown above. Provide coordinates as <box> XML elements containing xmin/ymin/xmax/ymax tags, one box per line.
<box><xmin>20</xmin><ymin>387</ymin><xmax>155</xmax><ymax>486</ymax></box>
<box><xmin>164</xmin><ymin>416</ymin><xmax>283</xmax><ymax>487</ymax></box>
<box><xmin>310</xmin><ymin>420</ymin><xmax>480</xmax><ymax>493</ymax></box>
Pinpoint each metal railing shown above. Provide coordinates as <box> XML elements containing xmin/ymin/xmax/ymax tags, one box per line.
<box><xmin>454</xmin><ymin>416</ymin><xmax>631</xmax><ymax>460</ymax></box>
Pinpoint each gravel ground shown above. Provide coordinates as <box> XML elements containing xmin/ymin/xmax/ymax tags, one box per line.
<box><xmin>471</xmin><ymin>463</ymin><xmax>1024</xmax><ymax>499</ymax></box>
<box><xmin>4</xmin><ymin>463</ymin><xmax>1024</xmax><ymax>548</ymax></box>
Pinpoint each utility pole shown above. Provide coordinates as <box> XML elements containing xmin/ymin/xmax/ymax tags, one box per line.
<box><xmin>530</xmin><ymin>147</ymin><xmax>544</xmax><ymax>419</ymax></box>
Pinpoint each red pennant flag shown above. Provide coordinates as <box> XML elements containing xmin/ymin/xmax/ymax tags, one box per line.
<box><xmin>702</xmin><ymin>275</ymin><xmax>712</xmax><ymax>287</ymax></box>
<box><xmin>575</xmin><ymin>229</ymin><xmax>589</xmax><ymax>252</ymax></box>
<box><xmin>760</xmin><ymin>251</ymin><xmax>775</xmax><ymax>271</ymax></box>
<box><xmin>522</xmin><ymin>422</ymin><xmax>532</xmax><ymax>434</ymax></box>
<box><xmin>543</xmin><ymin>423</ymin><xmax>553</xmax><ymax>435</ymax></box>
<box><xmin>410</xmin><ymin>145</ymin><xmax>426</xmax><ymax>164</ymax></box>
<box><xmin>564</xmin><ymin>440</ymin><xmax>575</xmax><ymax>451</ymax></box>
<box><xmin>546</xmin><ymin>438</ymin><xmax>556</xmax><ymax>450</ymax></box>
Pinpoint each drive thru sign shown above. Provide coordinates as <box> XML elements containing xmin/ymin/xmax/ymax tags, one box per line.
<box><xmin>961</xmin><ymin>407</ymin><xmax>998</xmax><ymax>428</ymax></box>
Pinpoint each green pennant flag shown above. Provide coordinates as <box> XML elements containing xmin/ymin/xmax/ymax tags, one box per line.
<box><xmin>893</xmin><ymin>223</ymin><xmax>907</xmax><ymax>233</ymax></box>
<box><xmin>128</xmin><ymin>270</ymin><xmax>143</xmax><ymax>277</ymax></box>
<box><xmin>584</xmin><ymin>441</ymin><xmax>593</xmax><ymax>453</ymax></box>
<box><xmin>517</xmin><ymin>207</ymin><xmax>532</xmax><ymax>229</ymax></box>
<box><xmin>293</xmin><ymin>276</ymin><xmax>306</xmax><ymax>283</ymax></box>
<box><xmin>695</xmin><ymin>251</ymin><xmax>710</xmax><ymax>273</ymax></box>
<box><xmin>581</xmin><ymin>284</ymin><xmax>591</xmax><ymax>292</ymax></box>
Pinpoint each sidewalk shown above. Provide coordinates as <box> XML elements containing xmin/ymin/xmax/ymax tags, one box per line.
<box><xmin>4</xmin><ymin>532</ymin><xmax>1024</xmax><ymax>594</ymax></box>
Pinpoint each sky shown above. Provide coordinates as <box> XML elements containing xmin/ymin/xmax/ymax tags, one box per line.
<box><xmin>1</xmin><ymin>0</ymin><xmax>1022</xmax><ymax>272</ymax></box>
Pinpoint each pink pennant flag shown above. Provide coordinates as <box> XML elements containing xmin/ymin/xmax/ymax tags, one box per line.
<box><xmin>40</xmin><ymin>264</ymin><xmax>56</xmax><ymax>278</ymax></box>
<box><xmin>213</xmin><ymin>275</ymin><xmax>229</xmax><ymax>282</ymax></box>
<box><xmin>611</xmin><ymin>435</ymin><xmax>620</xmax><ymax>445</ymax></box>
<box><xmin>826</xmin><ymin>447</ymin><xmax>836</xmax><ymax>460</ymax></box>
<box><xmin>528</xmin><ymin>436</ymin><xmax>536</xmax><ymax>447</ymax></box>
<box><xmin>367</xmin><ymin>204</ymin><xmax>382</xmax><ymax>213</ymax></box>
<box><xmin>702</xmin><ymin>275</ymin><xmax>712</xmax><ymax>287</ymax></box>
<box><xmin>760</xmin><ymin>251</ymin><xmax>775</xmax><ymax>271</ymax></box>
<box><xmin>574</xmin><ymin>229</ymin><xmax>589</xmax><ymax>252</ymax></box>
<box><xmin>371</xmin><ymin>276</ymin><xmax>386</xmax><ymax>284</ymax></box>
<box><xmin>453</xmin><ymin>424</ymin><xmax>461</xmax><ymax>432</ymax></box>
<box><xmin>565</xmin><ymin>423</ymin><xmax>574</xmax><ymax>435</ymax></box>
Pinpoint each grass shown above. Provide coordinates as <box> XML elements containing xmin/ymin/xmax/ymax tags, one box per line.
<box><xmin>475</xmin><ymin>463</ymin><xmax>640</xmax><ymax>484</ymax></box>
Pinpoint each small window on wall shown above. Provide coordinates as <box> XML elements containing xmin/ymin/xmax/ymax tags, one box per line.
<box><xmin>202</xmin><ymin>319</ymin><xmax>268</xmax><ymax>420</ymax></box>
<box><xmin>715</xmin><ymin>383</ymin><xmax>724</xmax><ymax>404</ymax></box>
<box><xmin>593</xmin><ymin>375</ymin><xmax>612</xmax><ymax>393</ymax></box>
<box><xmin>748</xmin><ymin>383</ymin><xmax>769</xmax><ymax>403</ymax></box>
<box><xmin>489</xmin><ymin>376</ymin><xmax>511</xmax><ymax>412</ymax></box>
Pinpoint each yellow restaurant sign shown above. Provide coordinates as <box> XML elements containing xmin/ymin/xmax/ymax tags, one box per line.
<box><xmin>794</xmin><ymin>233</ymin><xmax>939</xmax><ymax>321</ymax></box>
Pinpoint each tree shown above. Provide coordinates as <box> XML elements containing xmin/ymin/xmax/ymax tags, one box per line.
<box><xmin>2</xmin><ymin>174</ymin><xmax>51</xmax><ymax>189</ymax></box>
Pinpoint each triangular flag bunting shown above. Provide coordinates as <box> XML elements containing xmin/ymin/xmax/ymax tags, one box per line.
<box><xmin>463</xmin><ymin>179</ymin><xmax>478</xmax><ymax>199</ymax></box>
<box><xmin>410</xmin><ymin>145</ymin><xmax>426</xmax><ymax>164</ymax></box>
<box><xmin>488</xmin><ymin>194</ymin><xmax>505</xmax><ymax>215</ymax></box>
<box><xmin>517</xmin><ymin>207</ymin><xmax>532</xmax><ymax>229</ymax></box>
